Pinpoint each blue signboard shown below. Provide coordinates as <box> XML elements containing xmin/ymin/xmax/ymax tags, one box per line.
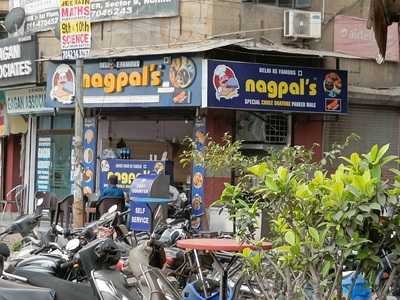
<box><xmin>83</xmin><ymin>118</ymin><xmax>97</xmax><ymax>195</ymax></box>
<box><xmin>191</xmin><ymin>119</ymin><xmax>206</xmax><ymax>224</ymax></box>
<box><xmin>129</xmin><ymin>175</ymin><xmax>158</xmax><ymax>232</ymax></box>
<box><xmin>206</xmin><ymin>60</ymin><xmax>348</xmax><ymax>114</ymax></box>
<box><xmin>99</xmin><ymin>159</ymin><xmax>172</xmax><ymax>194</ymax></box>
<box><xmin>46</xmin><ymin>56</ymin><xmax>201</xmax><ymax>108</ymax></box>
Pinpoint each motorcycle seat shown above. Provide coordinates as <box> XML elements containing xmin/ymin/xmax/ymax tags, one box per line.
<box><xmin>14</xmin><ymin>270</ymin><xmax>97</xmax><ymax>300</ymax></box>
<box><xmin>0</xmin><ymin>243</ymin><xmax>10</xmax><ymax>258</ymax></box>
<box><xmin>0</xmin><ymin>278</ymin><xmax>55</xmax><ymax>300</ymax></box>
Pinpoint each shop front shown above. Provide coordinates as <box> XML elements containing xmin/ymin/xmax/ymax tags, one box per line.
<box><xmin>0</xmin><ymin>34</ymin><xmax>40</xmax><ymax>213</ymax></box>
<box><xmin>45</xmin><ymin>55</ymin><xmax>205</xmax><ymax>222</ymax></box>
<box><xmin>201</xmin><ymin>59</ymin><xmax>348</xmax><ymax>230</ymax></box>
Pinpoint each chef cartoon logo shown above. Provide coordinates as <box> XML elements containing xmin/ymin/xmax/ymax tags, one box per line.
<box><xmin>50</xmin><ymin>64</ymin><xmax>76</xmax><ymax>104</ymax></box>
<box><xmin>213</xmin><ymin>65</ymin><xmax>239</xmax><ymax>101</ymax></box>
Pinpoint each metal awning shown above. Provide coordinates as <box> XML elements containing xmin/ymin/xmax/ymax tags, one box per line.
<box><xmin>238</xmin><ymin>41</ymin><xmax>362</xmax><ymax>59</ymax></box>
<box><xmin>44</xmin><ymin>38</ymin><xmax>252</xmax><ymax>61</ymax></box>
<box><xmin>43</xmin><ymin>38</ymin><xmax>361</xmax><ymax>61</ymax></box>
<box><xmin>349</xmin><ymin>85</ymin><xmax>400</xmax><ymax>106</ymax></box>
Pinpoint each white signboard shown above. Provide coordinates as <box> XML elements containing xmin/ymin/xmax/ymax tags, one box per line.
<box><xmin>59</xmin><ymin>0</ymin><xmax>91</xmax><ymax>59</ymax></box>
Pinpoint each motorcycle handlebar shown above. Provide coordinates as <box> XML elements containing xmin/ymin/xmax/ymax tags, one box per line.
<box><xmin>149</xmin><ymin>239</ymin><xmax>165</xmax><ymax>248</ymax></box>
<box><xmin>60</xmin><ymin>261</ymin><xmax>75</xmax><ymax>270</ymax></box>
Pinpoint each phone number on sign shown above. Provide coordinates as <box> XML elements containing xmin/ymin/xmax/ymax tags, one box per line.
<box><xmin>91</xmin><ymin>7</ymin><xmax>133</xmax><ymax>18</ymax></box>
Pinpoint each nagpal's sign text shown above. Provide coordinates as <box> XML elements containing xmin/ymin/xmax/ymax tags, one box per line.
<box><xmin>46</xmin><ymin>56</ymin><xmax>202</xmax><ymax>108</ymax></box>
<box><xmin>0</xmin><ymin>35</ymin><xmax>37</xmax><ymax>88</ymax></box>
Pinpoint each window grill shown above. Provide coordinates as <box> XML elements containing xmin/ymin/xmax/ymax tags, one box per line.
<box><xmin>236</xmin><ymin>111</ymin><xmax>289</xmax><ymax>145</ymax></box>
<box><xmin>264</xmin><ymin>113</ymin><xmax>289</xmax><ymax>144</ymax></box>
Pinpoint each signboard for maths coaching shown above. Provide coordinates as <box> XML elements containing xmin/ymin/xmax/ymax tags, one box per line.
<box><xmin>205</xmin><ymin>59</ymin><xmax>348</xmax><ymax>114</ymax></box>
<box><xmin>59</xmin><ymin>0</ymin><xmax>91</xmax><ymax>60</ymax></box>
<box><xmin>11</xmin><ymin>0</ymin><xmax>179</xmax><ymax>34</ymax></box>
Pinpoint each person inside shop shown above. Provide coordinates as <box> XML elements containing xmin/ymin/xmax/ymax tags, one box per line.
<box><xmin>101</xmin><ymin>175</ymin><xmax>125</xmax><ymax>199</ymax></box>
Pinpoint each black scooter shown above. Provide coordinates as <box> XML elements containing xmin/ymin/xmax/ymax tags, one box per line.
<box><xmin>1</xmin><ymin>238</ymin><xmax>141</xmax><ymax>300</ymax></box>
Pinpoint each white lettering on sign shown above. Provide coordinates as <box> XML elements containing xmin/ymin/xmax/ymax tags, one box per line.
<box><xmin>135</xmin><ymin>207</ymin><xmax>145</xmax><ymax>214</ymax></box>
<box><xmin>0</xmin><ymin>61</ymin><xmax>32</xmax><ymax>79</ymax></box>
<box><xmin>132</xmin><ymin>216</ymin><xmax>149</xmax><ymax>224</ymax></box>
<box><xmin>0</xmin><ymin>45</ymin><xmax>21</xmax><ymax>61</ymax></box>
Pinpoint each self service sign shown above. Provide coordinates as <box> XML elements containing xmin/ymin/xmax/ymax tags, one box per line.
<box><xmin>0</xmin><ymin>35</ymin><xmax>37</xmax><ymax>88</ymax></box>
<box><xmin>205</xmin><ymin>60</ymin><xmax>348</xmax><ymax>114</ymax></box>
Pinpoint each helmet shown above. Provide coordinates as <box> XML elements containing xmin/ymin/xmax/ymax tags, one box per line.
<box><xmin>94</xmin><ymin>239</ymin><xmax>121</xmax><ymax>268</ymax></box>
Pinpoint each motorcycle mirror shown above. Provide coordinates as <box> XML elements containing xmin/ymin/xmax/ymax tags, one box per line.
<box><xmin>36</xmin><ymin>198</ymin><xmax>44</xmax><ymax>207</ymax></box>
<box><xmin>55</xmin><ymin>225</ymin><xmax>64</xmax><ymax>234</ymax></box>
<box><xmin>107</xmin><ymin>205</ymin><xmax>118</xmax><ymax>214</ymax></box>
<box><xmin>179</xmin><ymin>193</ymin><xmax>188</xmax><ymax>202</ymax></box>
<box><xmin>66</xmin><ymin>238</ymin><xmax>80</xmax><ymax>251</ymax></box>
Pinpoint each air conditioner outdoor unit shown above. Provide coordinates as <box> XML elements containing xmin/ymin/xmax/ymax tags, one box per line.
<box><xmin>284</xmin><ymin>10</ymin><xmax>321</xmax><ymax>39</ymax></box>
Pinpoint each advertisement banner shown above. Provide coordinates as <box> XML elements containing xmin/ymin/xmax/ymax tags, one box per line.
<box><xmin>46</xmin><ymin>56</ymin><xmax>201</xmax><ymax>108</ymax></box>
<box><xmin>82</xmin><ymin>118</ymin><xmax>97</xmax><ymax>195</ymax></box>
<box><xmin>191</xmin><ymin>119</ymin><xmax>206</xmax><ymax>222</ymax></box>
<box><xmin>11</xmin><ymin>0</ymin><xmax>179</xmax><ymax>34</ymax></box>
<box><xmin>334</xmin><ymin>15</ymin><xmax>399</xmax><ymax>62</ymax></box>
<box><xmin>99</xmin><ymin>159</ymin><xmax>171</xmax><ymax>194</ymax></box>
<box><xmin>205</xmin><ymin>59</ymin><xmax>348</xmax><ymax>114</ymax></box>
<box><xmin>36</xmin><ymin>136</ymin><xmax>52</xmax><ymax>192</ymax></box>
<box><xmin>90</xmin><ymin>0</ymin><xmax>179</xmax><ymax>22</ymax></box>
<box><xmin>10</xmin><ymin>0</ymin><xmax>59</xmax><ymax>33</ymax></box>
<box><xmin>59</xmin><ymin>0</ymin><xmax>91</xmax><ymax>60</ymax></box>
<box><xmin>5</xmin><ymin>87</ymin><xmax>53</xmax><ymax>115</ymax></box>
<box><xmin>0</xmin><ymin>35</ymin><xmax>37</xmax><ymax>88</ymax></box>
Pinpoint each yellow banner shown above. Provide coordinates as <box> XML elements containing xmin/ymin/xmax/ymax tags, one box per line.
<box><xmin>60</xmin><ymin>20</ymin><xmax>91</xmax><ymax>34</ymax></box>
<box><xmin>60</xmin><ymin>0</ymin><xmax>90</xmax><ymax>6</ymax></box>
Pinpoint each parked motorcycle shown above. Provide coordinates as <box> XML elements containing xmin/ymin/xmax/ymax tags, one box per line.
<box><xmin>2</xmin><ymin>237</ymin><xmax>140</xmax><ymax>300</ymax></box>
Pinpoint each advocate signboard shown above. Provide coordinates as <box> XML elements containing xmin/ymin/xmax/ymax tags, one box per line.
<box><xmin>205</xmin><ymin>59</ymin><xmax>348</xmax><ymax>114</ymax></box>
<box><xmin>6</xmin><ymin>87</ymin><xmax>53</xmax><ymax>115</ymax></box>
<box><xmin>334</xmin><ymin>15</ymin><xmax>399</xmax><ymax>62</ymax></box>
<box><xmin>10</xmin><ymin>0</ymin><xmax>179</xmax><ymax>34</ymax></box>
<box><xmin>0</xmin><ymin>35</ymin><xmax>37</xmax><ymax>88</ymax></box>
<box><xmin>46</xmin><ymin>56</ymin><xmax>201</xmax><ymax>108</ymax></box>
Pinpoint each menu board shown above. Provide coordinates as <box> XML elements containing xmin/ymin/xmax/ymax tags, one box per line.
<box><xmin>36</xmin><ymin>136</ymin><xmax>52</xmax><ymax>192</ymax></box>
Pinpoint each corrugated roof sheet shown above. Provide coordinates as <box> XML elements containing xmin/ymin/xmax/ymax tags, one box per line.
<box><xmin>238</xmin><ymin>41</ymin><xmax>361</xmax><ymax>59</ymax></box>
<box><xmin>44</xmin><ymin>38</ymin><xmax>252</xmax><ymax>61</ymax></box>
<box><xmin>43</xmin><ymin>38</ymin><xmax>361</xmax><ymax>61</ymax></box>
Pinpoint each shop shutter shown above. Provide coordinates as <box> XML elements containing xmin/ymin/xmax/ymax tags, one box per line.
<box><xmin>324</xmin><ymin>105</ymin><xmax>400</xmax><ymax>178</ymax></box>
